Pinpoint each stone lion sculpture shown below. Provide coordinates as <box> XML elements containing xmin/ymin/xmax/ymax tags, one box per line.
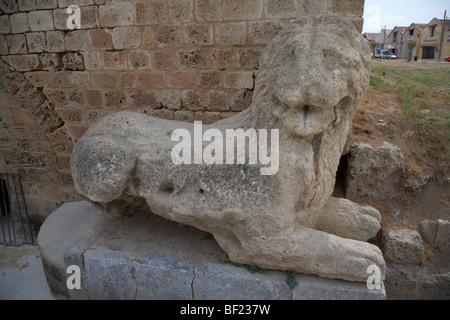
<box><xmin>71</xmin><ymin>15</ymin><xmax>385</xmax><ymax>282</ymax></box>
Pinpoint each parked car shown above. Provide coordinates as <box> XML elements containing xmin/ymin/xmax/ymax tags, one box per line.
<box><xmin>445</xmin><ymin>56</ymin><xmax>450</xmax><ymax>62</ymax></box>
<box><xmin>380</xmin><ymin>50</ymin><xmax>397</xmax><ymax>59</ymax></box>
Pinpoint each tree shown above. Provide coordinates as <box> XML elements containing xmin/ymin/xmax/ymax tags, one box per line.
<box><xmin>371</xmin><ymin>41</ymin><xmax>378</xmax><ymax>59</ymax></box>
<box><xmin>408</xmin><ymin>42</ymin><xmax>417</xmax><ymax>62</ymax></box>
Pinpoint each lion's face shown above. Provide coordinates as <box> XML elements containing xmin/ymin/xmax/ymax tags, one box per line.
<box><xmin>260</xmin><ymin>16</ymin><xmax>371</xmax><ymax>137</ymax></box>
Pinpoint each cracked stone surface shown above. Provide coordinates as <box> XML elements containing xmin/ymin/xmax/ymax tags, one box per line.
<box><xmin>38</xmin><ymin>201</ymin><xmax>386</xmax><ymax>300</ymax></box>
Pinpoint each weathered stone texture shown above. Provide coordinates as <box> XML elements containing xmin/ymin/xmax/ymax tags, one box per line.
<box><xmin>382</xmin><ymin>229</ymin><xmax>424</xmax><ymax>265</ymax></box>
<box><xmin>70</xmin><ymin>15</ymin><xmax>380</xmax><ymax>283</ymax></box>
<box><xmin>346</xmin><ymin>142</ymin><xmax>404</xmax><ymax>201</ymax></box>
<box><xmin>0</xmin><ymin>0</ymin><xmax>367</xmax><ymax>224</ymax></box>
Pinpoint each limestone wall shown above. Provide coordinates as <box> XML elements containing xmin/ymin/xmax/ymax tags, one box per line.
<box><xmin>0</xmin><ymin>0</ymin><xmax>365</xmax><ymax>222</ymax></box>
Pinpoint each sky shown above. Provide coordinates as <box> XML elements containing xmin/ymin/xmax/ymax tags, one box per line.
<box><xmin>363</xmin><ymin>0</ymin><xmax>450</xmax><ymax>33</ymax></box>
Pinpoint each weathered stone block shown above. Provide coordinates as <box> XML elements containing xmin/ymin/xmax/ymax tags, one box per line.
<box><xmin>2</xmin><ymin>54</ymin><xmax>41</xmax><ymax>72</ymax></box>
<box><xmin>153</xmin><ymin>50</ymin><xmax>179</xmax><ymax>69</ymax></box>
<box><xmin>168</xmin><ymin>0</ymin><xmax>194</xmax><ymax>22</ymax></box>
<box><xmin>7</xmin><ymin>34</ymin><xmax>28</xmax><ymax>54</ymax></box>
<box><xmin>156</xmin><ymin>24</ymin><xmax>183</xmax><ymax>47</ymax></box>
<box><xmin>328</xmin><ymin>0</ymin><xmax>365</xmax><ymax>17</ymax></box>
<box><xmin>91</xmin><ymin>72</ymin><xmax>118</xmax><ymax>88</ymax></box>
<box><xmin>39</xmin><ymin>52</ymin><xmax>62</xmax><ymax>70</ymax></box>
<box><xmin>0</xmin><ymin>36</ymin><xmax>8</xmax><ymax>55</ymax></box>
<box><xmin>195</xmin><ymin>0</ymin><xmax>222</xmax><ymax>21</ymax></box>
<box><xmin>199</xmin><ymin>70</ymin><xmax>221</xmax><ymax>88</ymax></box>
<box><xmin>102</xmin><ymin>51</ymin><xmax>129</xmax><ymax>70</ymax></box>
<box><xmin>25</xmin><ymin>71</ymin><xmax>52</xmax><ymax>87</ymax></box>
<box><xmin>215</xmin><ymin>22</ymin><xmax>246</xmax><ymax>45</ymax></box>
<box><xmin>136</xmin><ymin>1</ymin><xmax>168</xmax><ymax>25</ymax></box>
<box><xmin>89</xmin><ymin>29</ymin><xmax>113</xmax><ymax>49</ymax></box>
<box><xmin>51</xmin><ymin>71</ymin><xmax>71</xmax><ymax>87</ymax></box>
<box><xmin>207</xmin><ymin>90</ymin><xmax>229</xmax><ymax>112</ymax></box>
<box><xmin>224</xmin><ymin>71</ymin><xmax>253</xmax><ymax>89</ymax></box>
<box><xmin>419</xmin><ymin>219</ymin><xmax>438</xmax><ymax>245</ymax></box>
<box><xmin>27</xmin><ymin>32</ymin><xmax>47</xmax><ymax>53</ymax></box>
<box><xmin>435</xmin><ymin>220</ymin><xmax>450</xmax><ymax>251</ymax></box>
<box><xmin>104</xmin><ymin>90</ymin><xmax>127</xmax><ymax>108</ymax></box>
<box><xmin>129</xmin><ymin>50</ymin><xmax>152</xmax><ymax>70</ymax></box>
<box><xmin>238</xmin><ymin>48</ymin><xmax>262</xmax><ymax>70</ymax></box>
<box><xmin>248</xmin><ymin>20</ymin><xmax>283</xmax><ymax>45</ymax></box>
<box><xmin>194</xmin><ymin>263</ymin><xmax>291</xmax><ymax>300</ymax></box>
<box><xmin>133</xmin><ymin>255</ymin><xmax>194</xmax><ymax>300</ymax></box>
<box><xmin>84</xmin><ymin>51</ymin><xmax>102</xmax><ymax>70</ymax></box>
<box><xmin>36</xmin><ymin>0</ymin><xmax>58</xmax><ymax>10</ymax></box>
<box><xmin>142</xmin><ymin>27</ymin><xmax>155</xmax><ymax>48</ymax></box>
<box><xmin>99</xmin><ymin>3</ymin><xmax>135</xmax><ymax>28</ymax></box>
<box><xmin>28</xmin><ymin>10</ymin><xmax>55</xmax><ymax>31</ymax></box>
<box><xmin>264</xmin><ymin>0</ymin><xmax>296</xmax><ymax>18</ymax></box>
<box><xmin>296</xmin><ymin>0</ymin><xmax>328</xmax><ymax>15</ymax></box>
<box><xmin>181</xmin><ymin>90</ymin><xmax>206</xmax><ymax>111</ymax></box>
<box><xmin>52</xmin><ymin>8</ymin><xmax>70</xmax><ymax>30</ymax></box>
<box><xmin>86</xmin><ymin>90</ymin><xmax>103</xmax><ymax>106</ymax></box>
<box><xmin>167</xmin><ymin>71</ymin><xmax>196</xmax><ymax>88</ymax></box>
<box><xmin>184</xmin><ymin>23</ymin><xmax>213</xmax><ymax>46</ymax></box>
<box><xmin>68</xmin><ymin>71</ymin><xmax>90</xmax><ymax>87</ymax></box>
<box><xmin>18</xmin><ymin>0</ymin><xmax>37</xmax><ymax>12</ymax></box>
<box><xmin>211</xmin><ymin>49</ymin><xmax>237</xmax><ymax>69</ymax></box>
<box><xmin>160</xmin><ymin>89</ymin><xmax>182</xmax><ymax>110</ymax></box>
<box><xmin>0</xmin><ymin>16</ymin><xmax>11</xmax><ymax>34</ymax></box>
<box><xmin>174</xmin><ymin>110</ymin><xmax>194</xmax><ymax>122</ymax></box>
<box><xmin>79</xmin><ymin>5</ymin><xmax>100</xmax><ymax>29</ymax></box>
<box><xmin>10</xmin><ymin>12</ymin><xmax>30</xmax><ymax>33</ymax></box>
<box><xmin>84</xmin><ymin>247</ymin><xmax>137</xmax><ymax>300</ymax></box>
<box><xmin>346</xmin><ymin>142</ymin><xmax>404</xmax><ymax>201</ymax></box>
<box><xmin>223</xmin><ymin>0</ymin><xmax>263</xmax><ymax>21</ymax></box>
<box><xmin>230</xmin><ymin>89</ymin><xmax>253</xmax><ymax>112</ymax></box>
<box><xmin>293</xmin><ymin>274</ymin><xmax>385</xmax><ymax>300</ymax></box>
<box><xmin>178</xmin><ymin>49</ymin><xmax>210</xmax><ymax>69</ymax></box>
<box><xmin>62</xmin><ymin>52</ymin><xmax>85</xmax><ymax>71</ymax></box>
<box><xmin>382</xmin><ymin>229</ymin><xmax>424</xmax><ymax>264</ymax></box>
<box><xmin>130</xmin><ymin>89</ymin><xmax>160</xmax><ymax>109</ymax></box>
<box><xmin>65</xmin><ymin>30</ymin><xmax>88</xmax><ymax>51</ymax></box>
<box><xmin>139</xmin><ymin>71</ymin><xmax>167</xmax><ymax>89</ymax></box>
<box><xmin>46</xmin><ymin>30</ymin><xmax>65</xmax><ymax>52</ymax></box>
<box><xmin>112</xmin><ymin>26</ymin><xmax>141</xmax><ymax>50</ymax></box>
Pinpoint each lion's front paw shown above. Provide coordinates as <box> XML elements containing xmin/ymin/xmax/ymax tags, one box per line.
<box><xmin>315</xmin><ymin>197</ymin><xmax>381</xmax><ymax>241</ymax></box>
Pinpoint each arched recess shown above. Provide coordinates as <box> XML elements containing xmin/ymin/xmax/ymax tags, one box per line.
<box><xmin>0</xmin><ymin>60</ymin><xmax>80</xmax><ymax>227</ymax></box>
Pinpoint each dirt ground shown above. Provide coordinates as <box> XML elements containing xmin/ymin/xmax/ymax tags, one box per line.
<box><xmin>344</xmin><ymin>59</ymin><xmax>449</xmax><ymax>298</ymax></box>
<box><xmin>372</xmin><ymin>59</ymin><xmax>450</xmax><ymax>69</ymax></box>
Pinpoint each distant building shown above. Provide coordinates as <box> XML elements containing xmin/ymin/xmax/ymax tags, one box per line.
<box><xmin>400</xmin><ymin>23</ymin><xmax>427</xmax><ymax>60</ymax></box>
<box><xmin>372</xmin><ymin>28</ymin><xmax>392</xmax><ymax>57</ymax></box>
<box><xmin>385</xmin><ymin>26</ymin><xmax>408</xmax><ymax>57</ymax></box>
<box><xmin>416</xmin><ymin>18</ymin><xmax>450</xmax><ymax>60</ymax></box>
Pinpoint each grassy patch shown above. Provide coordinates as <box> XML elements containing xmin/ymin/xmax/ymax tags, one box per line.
<box><xmin>369</xmin><ymin>66</ymin><xmax>450</xmax><ymax>148</ymax></box>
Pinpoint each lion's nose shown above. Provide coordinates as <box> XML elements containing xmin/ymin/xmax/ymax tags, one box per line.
<box><xmin>291</xmin><ymin>56</ymin><xmax>346</xmax><ymax>109</ymax></box>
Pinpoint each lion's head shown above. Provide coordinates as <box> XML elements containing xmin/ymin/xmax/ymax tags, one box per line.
<box><xmin>253</xmin><ymin>15</ymin><xmax>371</xmax><ymax>137</ymax></box>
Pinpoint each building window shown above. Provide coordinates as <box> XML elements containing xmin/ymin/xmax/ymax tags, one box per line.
<box><xmin>409</xmin><ymin>29</ymin><xmax>414</xmax><ymax>36</ymax></box>
<box><xmin>393</xmin><ymin>31</ymin><xmax>398</xmax><ymax>42</ymax></box>
<box><xmin>430</xmin><ymin>25</ymin><xmax>436</xmax><ymax>37</ymax></box>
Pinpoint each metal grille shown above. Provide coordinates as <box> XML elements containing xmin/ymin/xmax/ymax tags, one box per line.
<box><xmin>0</xmin><ymin>172</ymin><xmax>35</xmax><ymax>245</ymax></box>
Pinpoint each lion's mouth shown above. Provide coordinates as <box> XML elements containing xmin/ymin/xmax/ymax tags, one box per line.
<box><xmin>272</xmin><ymin>96</ymin><xmax>350</xmax><ymax>137</ymax></box>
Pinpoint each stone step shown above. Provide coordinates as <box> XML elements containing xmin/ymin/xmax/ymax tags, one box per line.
<box><xmin>38</xmin><ymin>201</ymin><xmax>385</xmax><ymax>300</ymax></box>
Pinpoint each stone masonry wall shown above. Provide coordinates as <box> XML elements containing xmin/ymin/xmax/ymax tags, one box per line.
<box><xmin>0</xmin><ymin>0</ymin><xmax>365</xmax><ymax>224</ymax></box>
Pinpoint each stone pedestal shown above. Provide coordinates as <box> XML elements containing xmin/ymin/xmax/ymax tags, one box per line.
<box><xmin>38</xmin><ymin>201</ymin><xmax>385</xmax><ymax>300</ymax></box>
